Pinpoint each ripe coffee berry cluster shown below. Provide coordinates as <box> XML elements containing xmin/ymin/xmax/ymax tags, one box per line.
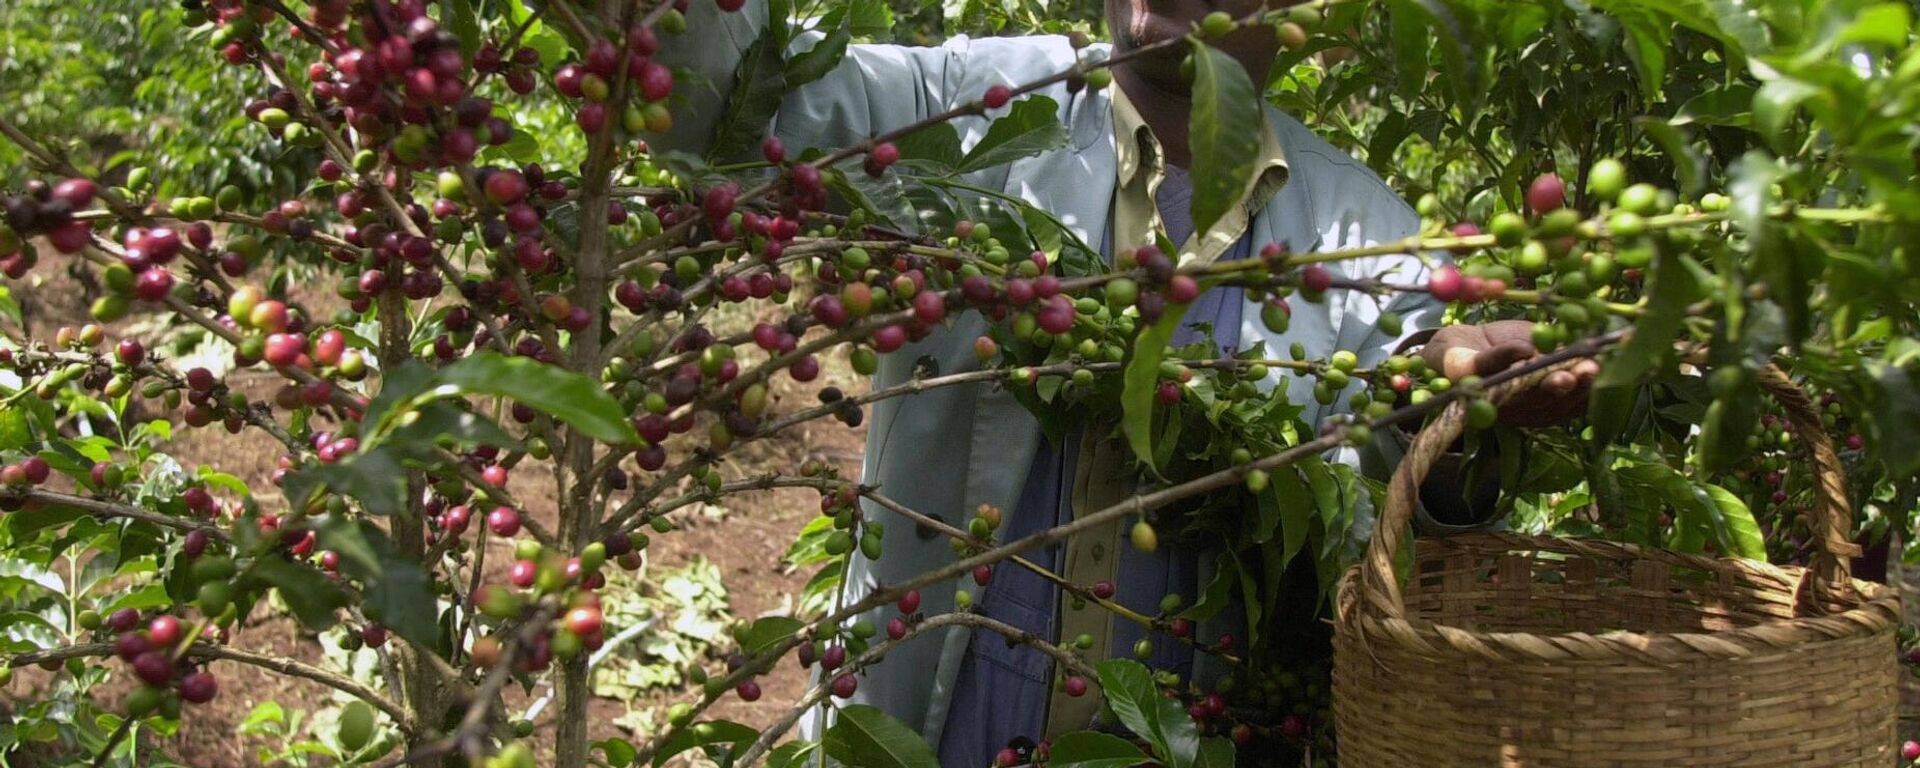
<box><xmin>108</xmin><ymin>611</ymin><xmax>219</xmax><ymax>719</ymax></box>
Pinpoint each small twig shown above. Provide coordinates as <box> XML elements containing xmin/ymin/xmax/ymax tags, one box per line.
<box><xmin>734</xmin><ymin>612</ymin><xmax>1095</xmax><ymax>766</ymax></box>
<box><xmin>7</xmin><ymin>642</ymin><xmax>417</xmax><ymax>734</ymax></box>
<box><xmin>857</xmin><ymin>487</ymin><xmax>1231</xmax><ymax>662</ymax></box>
<box><xmin>368</xmin><ymin>605</ymin><xmax>562</xmax><ymax>768</ymax></box>
<box><xmin>90</xmin><ymin>714</ymin><xmax>137</xmax><ymax>768</ymax></box>
<box><xmin>256</xmin><ymin>0</ymin><xmax>341</xmax><ymax>55</ymax></box>
<box><xmin>518</xmin><ymin>617</ymin><xmax>654</xmax><ymax>722</ymax></box>
<box><xmin>1</xmin><ymin>488</ymin><xmax>229</xmax><ymax>540</ymax></box>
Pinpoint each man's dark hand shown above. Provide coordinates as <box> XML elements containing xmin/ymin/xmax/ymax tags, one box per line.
<box><xmin>1418</xmin><ymin>320</ymin><xmax>1600</xmax><ymax>428</ymax></box>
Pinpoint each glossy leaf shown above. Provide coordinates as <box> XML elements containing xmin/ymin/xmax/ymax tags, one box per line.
<box><xmin>281</xmin><ymin>446</ymin><xmax>407</xmax><ymax>517</ymax></box>
<box><xmin>1273</xmin><ymin>466</ymin><xmax>1313</xmax><ymax>564</ymax></box>
<box><xmin>1612</xmin><ymin>9</ymin><xmax>1668</xmax><ymax>101</ymax></box>
<box><xmin>736</xmin><ymin>615</ymin><xmax>804</xmax><ymax>655</ymax></box>
<box><xmin>822</xmin><ymin>705</ymin><xmax>940</xmax><ymax>768</ymax></box>
<box><xmin>313</xmin><ymin>516</ymin><xmax>442</xmax><ymax>648</ymax></box>
<box><xmin>1702</xmin><ymin>483</ymin><xmax>1766</xmax><ymax>560</ymax></box>
<box><xmin>0</xmin><ymin>610</ymin><xmax>61</xmax><ymax>652</ymax></box>
<box><xmin>1634</xmin><ymin>118</ymin><xmax>1707</xmax><ymax>198</ymax></box>
<box><xmin>437</xmin><ymin>352</ymin><xmax>638</xmax><ymax>444</ymax></box>
<box><xmin>895</xmin><ymin>123</ymin><xmax>965</xmax><ymax>172</ymax></box>
<box><xmin>1095</xmin><ymin>659</ymin><xmax>1197</xmax><ymax>768</ymax></box>
<box><xmin>249</xmin><ymin>558</ymin><xmax>346</xmax><ymax>632</ymax></box>
<box><xmin>954</xmin><ymin>96</ymin><xmax>1068</xmax><ymax>175</ymax></box>
<box><xmin>765</xmin><ymin>742</ymin><xmax>821</xmax><ymax>768</ymax></box>
<box><xmin>1122</xmin><ymin>306</ymin><xmax>1192</xmax><ymax>466</ymax></box>
<box><xmin>5</xmin><ymin>503</ymin><xmax>85</xmax><ymax>539</ymax></box>
<box><xmin>1592</xmin><ymin>250</ymin><xmax>1700</xmax><ymax>449</ymax></box>
<box><xmin>652</xmin><ymin>720</ymin><xmax>759</xmax><ymax>767</ymax></box>
<box><xmin>1047</xmin><ymin>731</ymin><xmax>1150</xmax><ymax>768</ymax></box>
<box><xmin>1180</xmin><ymin>551</ymin><xmax>1237</xmax><ymax>622</ymax></box>
<box><xmin>787</xmin><ymin>24</ymin><xmax>852</xmax><ymax>89</ymax></box>
<box><xmin>1193</xmin><ymin>737</ymin><xmax>1234</xmax><ymax>768</ymax></box>
<box><xmin>1752</xmin><ymin>78</ymin><xmax>1823</xmax><ymax>154</ymax></box>
<box><xmin>1863</xmin><ymin>360</ymin><xmax>1920</xmax><ymax>476</ymax></box>
<box><xmin>0</xmin><ymin>404</ymin><xmax>29</xmax><ymax>450</ymax></box>
<box><xmin>710</xmin><ymin>22</ymin><xmax>792</xmax><ymax>163</ymax></box>
<box><xmin>446</xmin><ymin>0</ymin><xmax>480</xmax><ymax>58</ymax></box>
<box><xmin>1185</xmin><ymin>42</ymin><xmax>1260</xmax><ymax>237</ymax></box>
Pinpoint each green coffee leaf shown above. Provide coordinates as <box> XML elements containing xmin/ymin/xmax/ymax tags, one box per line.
<box><xmin>1185</xmin><ymin>42</ymin><xmax>1260</xmax><ymax>237</ymax></box>
<box><xmin>736</xmin><ymin>616</ymin><xmax>804</xmax><ymax>655</ymax></box>
<box><xmin>822</xmin><ymin>705</ymin><xmax>940</xmax><ymax>768</ymax></box>
<box><xmin>787</xmin><ymin>24</ymin><xmax>851</xmax><ymax>89</ymax></box>
<box><xmin>249</xmin><ymin>557</ymin><xmax>346</xmax><ymax>632</ymax></box>
<box><xmin>1047</xmin><ymin>731</ymin><xmax>1149</xmax><ymax>768</ymax></box>
<box><xmin>954</xmin><ymin>96</ymin><xmax>1068</xmax><ymax>175</ymax></box>
<box><xmin>1095</xmin><ymin>659</ymin><xmax>1198</xmax><ymax>768</ymax></box>
<box><xmin>313</xmin><ymin>516</ymin><xmax>442</xmax><ymax>649</ymax></box>
<box><xmin>1122</xmin><ymin>306</ymin><xmax>1191</xmax><ymax>466</ymax></box>
<box><xmin>652</xmin><ymin>720</ymin><xmax>758</xmax><ymax>767</ymax></box>
<box><xmin>437</xmin><ymin>352</ymin><xmax>638</xmax><ymax>444</ymax></box>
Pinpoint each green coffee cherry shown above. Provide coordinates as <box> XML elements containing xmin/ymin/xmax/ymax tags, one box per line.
<box><xmin>1587</xmin><ymin>158</ymin><xmax>1627</xmax><ymax>202</ymax></box>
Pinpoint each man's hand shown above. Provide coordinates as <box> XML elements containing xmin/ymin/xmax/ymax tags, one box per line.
<box><xmin>1419</xmin><ymin>320</ymin><xmax>1600</xmax><ymax>427</ymax></box>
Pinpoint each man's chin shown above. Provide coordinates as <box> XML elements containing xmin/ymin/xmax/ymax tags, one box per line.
<box><xmin>1117</xmin><ymin>53</ymin><xmax>1191</xmax><ymax>95</ymax></box>
<box><xmin>1118</xmin><ymin>13</ymin><xmax>1193</xmax><ymax>52</ymax></box>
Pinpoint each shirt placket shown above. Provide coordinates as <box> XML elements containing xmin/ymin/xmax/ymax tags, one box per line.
<box><xmin>1044</xmin><ymin>89</ymin><xmax>1284</xmax><ymax>737</ymax></box>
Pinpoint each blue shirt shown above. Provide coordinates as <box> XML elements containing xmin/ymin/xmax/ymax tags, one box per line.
<box><xmin>939</xmin><ymin>166</ymin><xmax>1254</xmax><ymax>767</ymax></box>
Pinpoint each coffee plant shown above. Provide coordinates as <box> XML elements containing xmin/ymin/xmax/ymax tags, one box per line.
<box><xmin>1</xmin><ymin>0</ymin><xmax>1917</xmax><ymax>766</ymax></box>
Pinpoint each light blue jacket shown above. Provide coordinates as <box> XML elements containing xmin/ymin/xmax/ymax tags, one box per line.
<box><xmin>659</xmin><ymin>0</ymin><xmax>1434</xmax><ymax>746</ymax></box>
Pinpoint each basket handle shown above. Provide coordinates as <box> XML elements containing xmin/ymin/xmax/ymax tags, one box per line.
<box><xmin>1355</xmin><ymin>354</ymin><xmax>1858</xmax><ymax>622</ymax></box>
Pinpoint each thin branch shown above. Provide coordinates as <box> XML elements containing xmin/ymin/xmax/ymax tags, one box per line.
<box><xmin>855</xmin><ymin>487</ymin><xmax>1228</xmax><ymax>662</ymax></box>
<box><xmin>5</xmin><ymin>347</ymin><xmax>306</xmax><ymax>453</ymax></box>
<box><xmin>90</xmin><ymin>714</ymin><xmax>137</xmax><ymax>768</ymax></box>
<box><xmin>55</xmin><ymin>234</ymin><xmax>370</xmax><ymax>416</ymax></box>
<box><xmin>256</xmin><ymin>0</ymin><xmax>341</xmax><ymax>55</ymax></box>
<box><xmin>736</xmin><ymin>612</ymin><xmax>1095</xmax><ymax>766</ymax></box>
<box><xmin>369</xmin><ymin>605</ymin><xmax>562</xmax><ymax>768</ymax></box>
<box><xmin>6</xmin><ymin>642</ymin><xmax>417</xmax><ymax>734</ymax></box>
<box><xmin>0</xmin><ymin>488</ymin><xmax>229</xmax><ymax>540</ymax></box>
<box><xmin>0</xmin><ymin>116</ymin><xmax>145</xmax><ymax>222</ymax></box>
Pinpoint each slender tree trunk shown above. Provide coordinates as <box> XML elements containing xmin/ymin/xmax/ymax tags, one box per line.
<box><xmin>380</xmin><ymin>288</ymin><xmax>447</xmax><ymax>766</ymax></box>
<box><xmin>553</xmin><ymin>3</ymin><xmax>623</xmax><ymax>757</ymax></box>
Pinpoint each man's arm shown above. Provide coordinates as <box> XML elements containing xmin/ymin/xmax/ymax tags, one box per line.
<box><xmin>651</xmin><ymin>0</ymin><xmax>970</xmax><ymax>159</ymax></box>
<box><xmin>1307</xmin><ymin>183</ymin><xmax>1518</xmax><ymax>529</ymax></box>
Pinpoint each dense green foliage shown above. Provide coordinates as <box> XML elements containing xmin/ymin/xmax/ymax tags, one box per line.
<box><xmin>0</xmin><ymin>1</ymin><xmax>297</xmax><ymax>203</ymax></box>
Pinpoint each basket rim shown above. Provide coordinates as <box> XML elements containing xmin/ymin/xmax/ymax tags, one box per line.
<box><xmin>1335</xmin><ymin>533</ymin><xmax>1904</xmax><ymax>664</ymax></box>
<box><xmin>1357</xmin><ymin>358</ymin><xmax>1869</xmax><ymax>630</ymax></box>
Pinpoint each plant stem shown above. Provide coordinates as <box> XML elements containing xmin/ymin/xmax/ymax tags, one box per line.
<box><xmin>7</xmin><ymin>642</ymin><xmax>418</xmax><ymax>734</ymax></box>
<box><xmin>0</xmin><ymin>488</ymin><xmax>230</xmax><ymax>540</ymax></box>
<box><xmin>378</xmin><ymin>281</ymin><xmax>446</xmax><ymax>763</ymax></box>
<box><xmin>90</xmin><ymin>714</ymin><xmax>137</xmax><ymax>768</ymax></box>
<box><xmin>554</xmin><ymin>2</ymin><xmax>640</xmax><ymax>762</ymax></box>
<box><xmin>736</xmin><ymin>612</ymin><xmax>1096</xmax><ymax>766</ymax></box>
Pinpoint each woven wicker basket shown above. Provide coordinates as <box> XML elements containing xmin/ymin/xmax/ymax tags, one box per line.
<box><xmin>1333</xmin><ymin>361</ymin><xmax>1904</xmax><ymax>767</ymax></box>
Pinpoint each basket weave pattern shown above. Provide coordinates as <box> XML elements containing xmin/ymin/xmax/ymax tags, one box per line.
<box><xmin>1334</xmin><ymin>361</ymin><xmax>1903</xmax><ymax>767</ymax></box>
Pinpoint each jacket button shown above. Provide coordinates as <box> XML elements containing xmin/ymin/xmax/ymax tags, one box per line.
<box><xmin>1091</xmin><ymin>543</ymin><xmax>1106</xmax><ymax>561</ymax></box>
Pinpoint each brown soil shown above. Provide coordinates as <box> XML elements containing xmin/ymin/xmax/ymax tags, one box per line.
<box><xmin>1</xmin><ymin>256</ymin><xmax>869</xmax><ymax>765</ymax></box>
<box><xmin>1899</xmin><ymin>549</ymin><xmax>1919</xmax><ymax>744</ymax></box>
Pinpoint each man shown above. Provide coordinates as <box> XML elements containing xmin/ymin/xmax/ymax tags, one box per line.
<box><xmin>659</xmin><ymin>1</ymin><xmax>1597</xmax><ymax>763</ymax></box>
